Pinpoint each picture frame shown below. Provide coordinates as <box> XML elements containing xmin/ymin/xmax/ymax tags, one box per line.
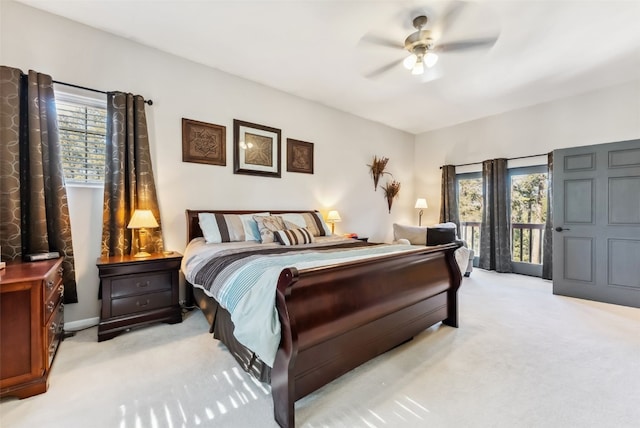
<box><xmin>233</xmin><ymin>119</ymin><xmax>281</xmax><ymax>178</ymax></box>
<box><xmin>286</xmin><ymin>138</ymin><xmax>314</xmax><ymax>174</ymax></box>
<box><xmin>181</xmin><ymin>118</ymin><xmax>226</xmax><ymax>166</ymax></box>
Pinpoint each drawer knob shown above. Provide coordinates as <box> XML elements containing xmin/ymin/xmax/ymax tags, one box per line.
<box><xmin>47</xmin><ymin>301</ymin><xmax>55</xmax><ymax>313</ymax></box>
<box><xmin>136</xmin><ymin>281</ymin><xmax>150</xmax><ymax>288</ymax></box>
<box><xmin>58</xmin><ymin>284</ymin><xmax>64</xmax><ymax>296</ymax></box>
<box><xmin>46</xmin><ymin>280</ymin><xmax>54</xmax><ymax>289</ymax></box>
<box><xmin>57</xmin><ymin>267</ymin><xmax>64</xmax><ymax>276</ymax></box>
<box><xmin>136</xmin><ymin>299</ymin><xmax>150</xmax><ymax>307</ymax></box>
<box><xmin>49</xmin><ymin>322</ymin><xmax>57</xmax><ymax>334</ymax></box>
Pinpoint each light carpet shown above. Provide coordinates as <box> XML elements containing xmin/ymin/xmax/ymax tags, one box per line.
<box><xmin>1</xmin><ymin>269</ymin><xmax>639</xmax><ymax>427</ymax></box>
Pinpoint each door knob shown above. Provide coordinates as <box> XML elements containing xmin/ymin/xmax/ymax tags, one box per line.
<box><xmin>555</xmin><ymin>227</ymin><xmax>571</xmax><ymax>232</ymax></box>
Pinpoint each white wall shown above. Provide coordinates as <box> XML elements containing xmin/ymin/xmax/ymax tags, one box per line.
<box><xmin>1</xmin><ymin>1</ymin><xmax>415</xmax><ymax>323</ymax></box>
<box><xmin>414</xmin><ymin>80</ymin><xmax>640</xmax><ymax>225</ymax></box>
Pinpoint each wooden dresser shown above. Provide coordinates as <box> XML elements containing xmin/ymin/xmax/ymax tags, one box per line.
<box><xmin>96</xmin><ymin>252</ymin><xmax>182</xmax><ymax>342</ymax></box>
<box><xmin>0</xmin><ymin>258</ymin><xmax>64</xmax><ymax>399</ymax></box>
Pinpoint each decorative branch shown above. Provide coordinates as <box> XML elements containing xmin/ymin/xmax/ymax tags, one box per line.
<box><xmin>367</xmin><ymin>155</ymin><xmax>390</xmax><ymax>191</ymax></box>
<box><xmin>382</xmin><ymin>180</ymin><xmax>401</xmax><ymax>213</ymax></box>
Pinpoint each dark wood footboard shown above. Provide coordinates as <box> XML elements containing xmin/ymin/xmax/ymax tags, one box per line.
<box><xmin>271</xmin><ymin>243</ymin><xmax>461</xmax><ymax>427</ymax></box>
<box><xmin>184</xmin><ymin>209</ymin><xmax>461</xmax><ymax>427</ymax></box>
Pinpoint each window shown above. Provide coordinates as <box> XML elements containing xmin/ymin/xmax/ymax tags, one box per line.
<box><xmin>457</xmin><ymin>172</ymin><xmax>482</xmax><ymax>257</ymax></box>
<box><xmin>509</xmin><ymin>166</ymin><xmax>548</xmax><ymax>275</ymax></box>
<box><xmin>55</xmin><ymin>91</ymin><xmax>107</xmax><ymax>185</ymax></box>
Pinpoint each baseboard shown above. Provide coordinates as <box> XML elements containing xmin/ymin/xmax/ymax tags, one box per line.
<box><xmin>64</xmin><ymin>317</ymin><xmax>99</xmax><ymax>332</ymax></box>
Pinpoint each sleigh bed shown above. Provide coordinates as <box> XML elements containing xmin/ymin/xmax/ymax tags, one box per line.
<box><xmin>182</xmin><ymin>209</ymin><xmax>462</xmax><ymax>427</ymax></box>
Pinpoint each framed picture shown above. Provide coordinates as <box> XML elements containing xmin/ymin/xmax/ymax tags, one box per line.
<box><xmin>182</xmin><ymin>118</ymin><xmax>226</xmax><ymax>166</ymax></box>
<box><xmin>233</xmin><ymin>119</ymin><xmax>281</xmax><ymax>178</ymax></box>
<box><xmin>287</xmin><ymin>138</ymin><xmax>314</xmax><ymax>174</ymax></box>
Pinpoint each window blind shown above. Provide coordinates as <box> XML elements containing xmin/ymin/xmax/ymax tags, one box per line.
<box><xmin>56</xmin><ymin>95</ymin><xmax>107</xmax><ymax>185</ymax></box>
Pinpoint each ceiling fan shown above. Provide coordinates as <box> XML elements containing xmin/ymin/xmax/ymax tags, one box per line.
<box><xmin>363</xmin><ymin>3</ymin><xmax>499</xmax><ymax>79</ymax></box>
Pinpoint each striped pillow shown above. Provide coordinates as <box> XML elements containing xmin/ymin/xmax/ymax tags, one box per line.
<box><xmin>274</xmin><ymin>228</ymin><xmax>314</xmax><ymax>246</ymax></box>
<box><xmin>198</xmin><ymin>212</ymin><xmax>269</xmax><ymax>243</ymax></box>
<box><xmin>280</xmin><ymin>212</ymin><xmax>331</xmax><ymax>236</ymax></box>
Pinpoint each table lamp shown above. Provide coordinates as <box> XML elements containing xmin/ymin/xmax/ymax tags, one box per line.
<box><xmin>326</xmin><ymin>210</ymin><xmax>341</xmax><ymax>234</ymax></box>
<box><xmin>415</xmin><ymin>198</ymin><xmax>428</xmax><ymax>226</ymax></box>
<box><xmin>127</xmin><ymin>209</ymin><xmax>159</xmax><ymax>257</ymax></box>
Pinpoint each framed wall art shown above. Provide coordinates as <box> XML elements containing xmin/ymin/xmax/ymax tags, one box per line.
<box><xmin>233</xmin><ymin>119</ymin><xmax>281</xmax><ymax>178</ymax></box>
<box><xmin>182</xmin><ymin>118</ymin><xmax>226</xmax><ymax>166</ymax></box>
<box><xmin>287</xmin><ymin>138</ymin><xmax>314</xmax><ymax>174</ymax></box>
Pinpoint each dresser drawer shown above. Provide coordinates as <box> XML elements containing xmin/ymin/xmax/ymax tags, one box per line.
<box><xmin>43</xmin><ymin>266</ymin><xmax>63</xmax><ymax>306</ymax></box>
<box><xmin>46</xmin><ymin>301</ymin><xmax>64</xmax><ymax>366</ymax></box>
<box><xmin>44</xmin><ymin>282</ymin><xmax>64</xmax><ymax>325</ymax></box>
<box><xmin>111</xmin><ymin>290</ymin><xmax>173</xmax><ymax>317</ymax></box>
<box><xmin>111</xmin><ymin>272</ymin><xmax>172</xmax><ymax>298</ymax></box>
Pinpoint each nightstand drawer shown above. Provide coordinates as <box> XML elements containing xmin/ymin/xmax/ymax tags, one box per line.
<box><xmin>111</xmin><ymin>290</ymin><xmax>173</xmax><ymax>317</ymax></box>
<box><xmin>111</xmin><ymin>272</ymin><xmax>172</xmax><ymax>298</ymax></box>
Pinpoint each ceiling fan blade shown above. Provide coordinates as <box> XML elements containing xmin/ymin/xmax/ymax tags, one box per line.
<box><xmin>435</xmin><ymin>1</ymin><xmax>466</xmax><ymax>35</ymax></box>
<box><xmin>365</xmin><ymin>58</ymin><xmax>403</xmax><ymax>79</ymax></box>
<box><xmin>360</xmin><ymin>34</ymin><xmax>403</xmax><ymax>50</ymax></box>
<box><xmin>434</xmin><ymin>37</ymin><xmax>498</xmax><ymax>53</ymax></box>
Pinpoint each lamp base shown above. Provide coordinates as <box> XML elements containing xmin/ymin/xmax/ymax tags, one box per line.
<box><xmin>133</xmin><ymin>251</ymin><xmax>152</xmax><ymax>258</ymax></box>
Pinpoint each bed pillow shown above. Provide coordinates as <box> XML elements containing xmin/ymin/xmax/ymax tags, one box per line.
<box><xmin>280</xmin><ymin>212</ymin><xmax>332</xmax><ymax>236</ymax></box>
<box><xmin>274</xmin><ymin>227</ymin><xmax>314</xmax><ymax>246</ymax></box>
<box><xmin>392</xmin><ymin>223</ymin><xmax>427</xmax><ymax>245</ymax></box>
<box><xmin>198</xmin><ymin>212</ymin><xmax>269</xmax><ymax>243</ymax></box>
<box><xmin>253</xmin><ymin>215</ymin><xmax>286</xmax><ymax>244</ymax></box>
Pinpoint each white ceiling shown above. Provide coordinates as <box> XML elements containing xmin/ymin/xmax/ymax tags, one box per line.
<box><xmin>16</xmin><ymin>0</ymin><xmax>640</xmax><ymax>134</ymax></box>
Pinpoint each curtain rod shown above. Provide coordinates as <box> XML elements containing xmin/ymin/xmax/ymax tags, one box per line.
<box><xmin>439</xmin><ymin>153</ymin><xmax>548</xmax><ymax>169</ymax></box>
<box><xmin>52</xmin><ymin>80</ymin><xmax>153</xmax><ymax>105</ymax></box>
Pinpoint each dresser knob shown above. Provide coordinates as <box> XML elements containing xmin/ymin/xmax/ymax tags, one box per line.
<box><xmin>58</xmin><ymin>284</ymin><xmax>64</xmax><ymax>296</ymax></box>
<box><xmin>47</xmin><ymin>301</ymin><xmax>55</xmax><ymax>313</ymax></box>
<box><xmin>46</xmin><ymin>280</ymin><xmax>54</xmax><ymax>289</ymax></box>
<box><xmin>136</xmin><ymin>299</ymin><xmax>150</xmax><ymax>307</ymax></box>
<box><xmin>136</xmin><ymin>281</ymin><xmax>150</xmax><ymax>288</ymax></box>
<box><xmin>49</xmin><ymin>322</ymin><xmax>57</xmax><ymax>334</ymax></box>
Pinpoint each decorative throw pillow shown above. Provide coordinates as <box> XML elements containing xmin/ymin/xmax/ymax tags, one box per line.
<box><xmin>274</xmin><ymin>227</ymin><xmax>314</xmax><ymax>246</ymax></box>
<box><xmin>198</xmin><ymin>212</ymin><xmax>268</xmax><ymax>243</ymax></box>
<box><xmin>279</xmin><ymin>212</ymin><xmax>331</xmax><ymax>236</ymax></box>
<box><xmin>253</xmin><ymin>215</ymin><xmax>286</xmax><ymax>244</ymax></box>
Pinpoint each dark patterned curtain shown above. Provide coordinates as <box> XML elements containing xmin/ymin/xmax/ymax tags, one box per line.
<box><xmin>0</xmin><ymin>66</ymin><xmax>78</xmax><ymax>303</ymax></box>
<box><xmin>101</xmin><ymin>92</ymin><xmax>163</xmax><ymax>256</ymax></box>
<box><xmin>542</xmin><ymin>152</ymin><xmax>553</xmax><ymax>279</ymax></box>
<box><xmin>479</xmin><ymin>158</ymin><xmax>512</xmax><ymax>272</ymax></box>
<box><xmin>439</xmin><ymin>165</ymin><xmax>460</xmax><ymax>232</ymax></box>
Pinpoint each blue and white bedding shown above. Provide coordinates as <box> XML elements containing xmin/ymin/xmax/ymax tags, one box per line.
<box><xmin>181</xmin><ymin>237</ymin><xmax>418</xmax><ymax>367</ymax></box>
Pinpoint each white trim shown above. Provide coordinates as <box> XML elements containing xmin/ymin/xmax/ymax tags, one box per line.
<box><xmin>64</xmin><ymin>317</ymin><xmax>99</xmax><ymax>332</ymax></box>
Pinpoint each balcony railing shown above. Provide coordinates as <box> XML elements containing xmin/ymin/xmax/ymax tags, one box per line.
<box><xmin>459</xmin><ymin>221</ymin><xmax>545</xmax><ymax>265</ymax></box>
<box><xmin>511</xmin><ymin>223</ymin><xmax>545</xmax><ymax>264</ymax></box>
<box><xmin>459</xmin><ymin>221</ymin><xmax>481</xmax><ymax>255</ymax></box>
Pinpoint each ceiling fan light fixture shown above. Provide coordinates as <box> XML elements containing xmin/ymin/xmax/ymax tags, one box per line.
<box><xmin>403</xmin><ymin>54</ymin><xmax>417</xmax><ymax>70</ymax></box>
<box><xmin>411</xmin><ymin>59</ymin><xmax>424</xmax><ymax>75</ymax></box>
<box><xmin>424</xmin><ymin>52</ymin><xmax>438</xmax><ymax>68</ymax></box>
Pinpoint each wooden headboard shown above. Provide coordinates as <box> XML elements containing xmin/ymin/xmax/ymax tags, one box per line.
<box><xmin>185</xmin><ymin>209</ymin><xmax>320</xmax><ymax>243</ymax></box>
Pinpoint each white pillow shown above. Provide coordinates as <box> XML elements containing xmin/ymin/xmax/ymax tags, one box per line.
<box><xmin>392</xmin><ymin>223</ymin><xmax>427</xmax><ymax>245</ymax></box>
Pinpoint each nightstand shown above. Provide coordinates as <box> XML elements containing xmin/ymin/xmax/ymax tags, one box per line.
<box><xmin>96</xmin><ymin>252</ymin><xmax>182</xmax><ymax>342</ymax></box>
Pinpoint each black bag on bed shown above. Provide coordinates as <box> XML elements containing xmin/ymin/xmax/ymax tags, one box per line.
<box><xmin>426</xmin><ymin>227</ymin><xmax>457</xmax><ymax>246</ymax></box>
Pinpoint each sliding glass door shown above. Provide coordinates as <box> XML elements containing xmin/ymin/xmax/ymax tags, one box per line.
<box><xmin>509</xmin><ymin>166</ymin><xmax>548</xmax><ymax>276</ymax></box>
<box><xmin>457</xmin><ymin>172</ymin><xmax>482</xmax><ymax>265</ymax></box>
